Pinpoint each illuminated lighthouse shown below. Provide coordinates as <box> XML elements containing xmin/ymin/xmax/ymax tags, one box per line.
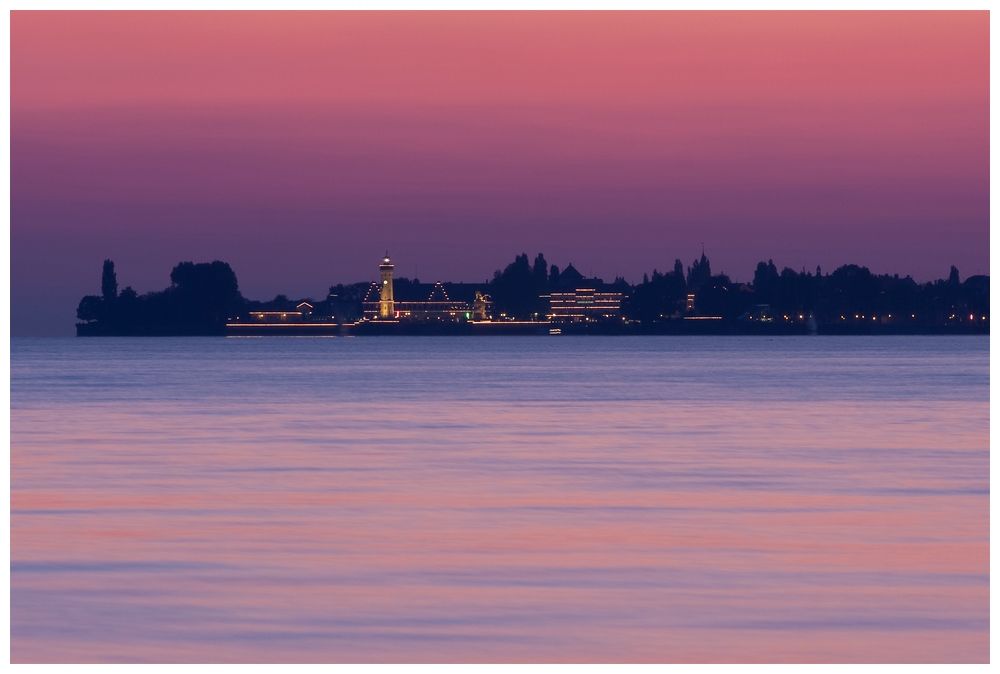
<box><xmin>379</xmin><ymin>253</ymin><xmax>394</xmax><ymax>319</ymax></box>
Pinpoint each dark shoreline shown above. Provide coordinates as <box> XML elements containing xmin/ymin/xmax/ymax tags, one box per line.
<box><xmin>168</xmin><ymin>321</ymin><xmax>991</xmax><ymax>337</ymax></box>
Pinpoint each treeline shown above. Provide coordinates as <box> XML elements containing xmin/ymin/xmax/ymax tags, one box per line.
<box><xmin>77</xmin><ymin>254</ymin><xmax>989</xmax><ymax>335</ymax></box>
<box><xmin>623</xmin><ymin>255</ymin><xmax>988</xmax><ymax>326</ymax></box>
<box><xmin>77</xmin><ymin>260</ymin><xmax>378</xmax><ymax>335</ymax></box>
<box><xmin>486</xmin><ymin>251</ymin><xmax>988</xmax><ymax>325</ymax></box>
<box><xmin>77</xmin><ymin>260</ymin><xmax>243</xmax><ymax>335</ymax></box>
<box><xmin>748</xmin><ymin>260</ymin><xmax>989</xmax><ymax>326</ymax></box>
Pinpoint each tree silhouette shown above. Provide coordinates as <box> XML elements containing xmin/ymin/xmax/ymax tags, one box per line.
<box><xmin>753</xmin><ymin>260</ymin><xmax>779</xmax><ymax>305</ymax></box>
<box><xmin>78</xmin><ymin>259</ymin><xmax>244</xmax><ymax>335</ymax></box>
<box><xmin>626</xmin><ymin>262</ymin><xmax>687</xmax><ymax>322</ymax></box>
<box><xmin>490</xmin><ymin>253</ymin><xmax>551</xmax><ymax>319</ymax></box>
<box><xmin>549</xmin><ymin>264</ymin><xmax>560</xmax><ymax>289</ymax></box>
<box><xmin>533</xmin><ymin>254</ymin><xmax>548</xmax><ymax>287</ymax></box>
<box><xmin>101</xmin><ymin>260</ymin><xmax>118</xmax><ymax>301</ymax></box>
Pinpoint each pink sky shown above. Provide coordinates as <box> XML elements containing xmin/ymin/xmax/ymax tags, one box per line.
<box><xmin>11</xmin><ymin>11</ymin><xmax>989</xmax><ymax>335</ymax></box>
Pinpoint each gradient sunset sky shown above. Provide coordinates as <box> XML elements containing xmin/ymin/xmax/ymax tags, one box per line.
<box><xmin>11</xmin><ymin>11</ymin><xmax>989</xmax><ymax>336</ymax></box>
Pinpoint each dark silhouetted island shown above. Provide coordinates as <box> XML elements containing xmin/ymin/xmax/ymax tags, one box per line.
<box><xmin>77</xmin><ymin>253</ymin><xmax>989</xmax><ymax>336</ymax></box>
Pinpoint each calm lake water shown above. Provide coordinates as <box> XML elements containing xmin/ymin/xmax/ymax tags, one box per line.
<box><xmin>10</xmin><ymin>336</ymin><xmax>989</xmax><ymax>663</ymax></box>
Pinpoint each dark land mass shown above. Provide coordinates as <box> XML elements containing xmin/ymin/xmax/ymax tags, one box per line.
<box><xmin>77</xmin><ymin>253</ymin><xmax>990</xmax><ymax>336</ymax></box>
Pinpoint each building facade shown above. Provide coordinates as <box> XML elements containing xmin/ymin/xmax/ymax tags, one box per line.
<box><xmin>548</xmin><ymin>287</ymin><xmax>623</xmax><ymax>322</ymax></box>
<box><xmin>364</xmin><ymin>282</ymin><xmax>472</xmax><ymax>321</ymax></box>
<box><xmin>363</xmin><ymin>254</ymin><xmax>488</xmax><ymax>321</ymax></box>
<box><xmin>379</xmin><ymin>253</ymin><xmax>394</xmax><ymax>318</ymax></box>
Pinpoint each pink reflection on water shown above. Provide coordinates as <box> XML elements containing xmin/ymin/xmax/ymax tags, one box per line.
<box><xmin>12</xmin><ymin>399</ymin><xmax>988</xmax><ymax>662</ymax></box>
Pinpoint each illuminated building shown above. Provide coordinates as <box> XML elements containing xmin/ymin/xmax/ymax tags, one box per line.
<box><xmin>245</xmin><ymin>310</ymin><xmax>304</xmax><ymax>322</ymax></box>
<box><xmin>548</xmin><ymin>287</ymin><xmax>622</xmax><ymax>322</ymax></box>
<box><xmin>364</xmin><ymin>282</ymin><xmax>472</xmax><ymax>321</ymax></box>
<box><xmin>363</xmin><ymin>255</ymin><xmax>489</xmax><ymax>321</ymax></box>
<box><xmin>379</xmin><ymin>253</ymin><xmax>394</xmax><ymax>318</ymax></box>
<box><xmin>741</xmin><ymin>304</ymin><xmax>772</xmax><ymax>322</ymax></box>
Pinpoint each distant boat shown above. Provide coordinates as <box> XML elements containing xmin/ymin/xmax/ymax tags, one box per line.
<box><xmin>549</xmin><ymin>328</ymin><xmax>562</xmax><ymax>335</ymax></box>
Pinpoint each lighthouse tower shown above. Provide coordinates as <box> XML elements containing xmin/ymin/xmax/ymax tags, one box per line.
<box><xmin>379</xmin><ymin>253</ymin><xmax>394</xmax><ymax>319</ymax></box>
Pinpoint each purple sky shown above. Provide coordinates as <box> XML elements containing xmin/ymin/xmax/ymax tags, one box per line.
<box><xmin>11</xmin><ymin>11</ymin><xmax>989</xmax><ymax>336</ymax></box>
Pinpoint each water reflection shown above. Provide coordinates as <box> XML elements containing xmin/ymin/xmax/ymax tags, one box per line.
<box><xmin>11</xmin><ymin>337</ymin><xmax>989</xmax><ymax>662</ymax></box>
